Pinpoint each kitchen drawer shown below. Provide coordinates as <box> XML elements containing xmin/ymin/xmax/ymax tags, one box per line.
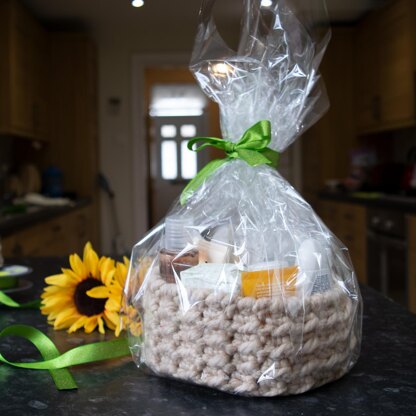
<box><xmin>2</xmin><ymin>206</ymin><xmax>92</xmax><ymax>258</ymax></box>
<box><xmin>318</xmin><ymin>200</ymin><xmax>367</xmax><ymax>284</ymax></box>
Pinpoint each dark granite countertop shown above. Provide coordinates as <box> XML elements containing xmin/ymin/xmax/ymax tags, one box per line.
<box><xmin>319</xmin><ymin>191</ymin><xmax>416</xmax><ymax>213</ymax></box>
<box><xmin>0</xmin><ymin>198</ymin><xmax>91</xmax><ymax>237</ymax></box>
<box><xmin>1</xmin><ymin>258</ymin><xmax>416</xmax><ymax>416</ymax></box>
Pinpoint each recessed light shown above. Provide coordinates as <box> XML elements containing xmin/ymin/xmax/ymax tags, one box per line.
<box><xmin>132</xmin><ymin>0</ymin><xmax>144</xmax><ymax>7</ymax></box>
<box><xmin>261</xmin><ymin>0</ymin><xmax>273</xmax><ymax>7</ymax></box>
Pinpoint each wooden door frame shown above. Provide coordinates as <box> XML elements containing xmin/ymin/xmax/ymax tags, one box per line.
<box><xmin>131</xmin><ymin>53</ymin><xmax>192</xmax><ymax>241</ymax></box>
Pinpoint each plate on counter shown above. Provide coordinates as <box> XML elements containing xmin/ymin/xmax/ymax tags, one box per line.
<box><xmin>0</xmin><ymin>265</ymin><xmax>33</xmax><ymax>291</ymax></box>
<box><xmin>1</xmin><ymin>279</ymin><xmax>34</xmax><ymax>294</ymax></box>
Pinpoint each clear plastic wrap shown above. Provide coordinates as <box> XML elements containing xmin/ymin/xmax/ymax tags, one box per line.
<box><xmin>123</xmin><ymin>0</ymin><xmax>362</xmax><ymax>397</ymax></box>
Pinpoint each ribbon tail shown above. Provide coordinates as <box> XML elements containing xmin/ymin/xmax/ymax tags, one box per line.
<box><xmin>0</xmin><ymin>325</ymin><xmax>131</xmax><ymax>390</ymax></box>
<box><xmin>260</xmin><ymin>148</ymin><xmax>280</xmax><ymax>169</ymax></box>
<box><xmin>0</xmin><ymin>291</ymin><xmax>41</xmax><ymax>309</ymax></box>
<box><xmin>0</xmin><ymin>325</ymin><xmax>77</xmax><ymax>390</ymax></box>
<box><xmin>180</xmin><ymin>158</ymin><xmax>229</xmax><ymax>205</ymax></box>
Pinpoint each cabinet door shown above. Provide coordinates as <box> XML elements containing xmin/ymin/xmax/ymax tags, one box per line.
<box><xmin>408</xmin><ymin>215</ymin><xmax>416</xmax><ymax>313</ymax></box>
<box><xmin>318</xmin><ymin>200</ymin><xmax>341</xmax><ymax>237</ymax></box>
<box><xmin>338</xmin><ymin>203</ymin><xmax>367</xmax><ymax>284</ymax></box>
<box><xmin>355</xmin><ymin>12</ymin><xmax>381</xmax><ymax>133</ymax></box>
<box><xmin>0</xmin><ymin>0</ymin><xmax>49</xmax><ymax>140</ymax></box>
<box><xmin>379</xmin><ymin>0</ymin><xmax>415</xmax><ymax>128</ymax></box>
<box><xmin>2</xmin><ymin>207</ymin><xmax>93</xmax><ymax>258</ymax></box>
<box><xmin>318</xmin><ymin>201</ymin><xmax>367</xmax><ymax>284</ymax></box>
<box><xmin>10</xmin><ymin>2</ymin><xmax>35</xmax><ymax>135</ymax></box>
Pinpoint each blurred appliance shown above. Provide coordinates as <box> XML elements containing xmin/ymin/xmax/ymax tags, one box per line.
<box><xmin>367</xmin><ymin>208</ymin><xmax>407</xmax><ymax>306</ymax></box>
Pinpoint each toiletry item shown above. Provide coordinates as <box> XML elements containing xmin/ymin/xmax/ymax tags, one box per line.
<box><xmin>198</xmin><ymin>238</ymin><xmax>231</xmax><ymax>264</ymax></box>
<box><xmin>159</xmin><ymin>216</ymin><xmax>199</xmax><ymax>283</ymax></box>
<box><xmin>298</xmin><ymin>238</ymin><xmax>331</xmax><ymax>295</ymax></box>
<box><xmin>241</xmin><ymin>263</ymin><xmax>298</xmax><ymax>298</ymax></box>
<box><xmin>199</xmin><ymin>222</ymin><xmax>233</xmax><ymax>264</ymax></box>
<box><xmin>180</xmin><ymin>263</ymin><xmax>240</xmax><ymax>294</ymax></box>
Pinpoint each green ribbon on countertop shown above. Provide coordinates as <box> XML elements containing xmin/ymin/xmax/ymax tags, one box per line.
<box><xmin>180</xmin><ymin>120</ymin><xmax>279</xmax><ymax>205</ymax></box>
<box><xmin>0</xmin><ymin>324</ymin><xmax>130</xmax><ymax>390</ymax></box>
<box><xmin>0</xmin><ymin>290</ymin><xmax>41</xmax><ymax>308</ymax></box>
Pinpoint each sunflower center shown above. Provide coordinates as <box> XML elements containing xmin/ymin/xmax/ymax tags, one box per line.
<box><xmin>74</xmin><ymin>278</ymin><xmax>107</xmax><ymax>316</ymax></box>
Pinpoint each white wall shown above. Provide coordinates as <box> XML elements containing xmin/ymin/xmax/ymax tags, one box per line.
<box><xmin>96</xmin><ymin>21</ymin><xmax>302</xmax><ymax>254</ymax></box>
<box><xmin>96</xmin><ymin>22</ymin><xmax>239</xmax><ymax>254</ymax></box>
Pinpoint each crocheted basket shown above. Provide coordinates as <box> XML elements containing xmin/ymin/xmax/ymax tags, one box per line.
<box><xmin>142</xmin><ymin>275</ymin><xmax>359</xmax><ymax>397</ymax></box>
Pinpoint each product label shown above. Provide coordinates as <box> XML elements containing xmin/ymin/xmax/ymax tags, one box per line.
<box><xmin>241</xmin><ymin>266</ymin><xmax>298</xmax><ymax>299</ymax></box>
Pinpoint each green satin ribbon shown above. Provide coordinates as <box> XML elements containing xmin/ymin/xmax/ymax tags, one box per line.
<box><xmin>180</xmin><ymin>120</ymin><xmax>279</xmax><ymax>205</ymax></box>
<box><xmin>0</xmin><ymin>290</ymin><xmax>41</xmax><ymax>308</ymax></box>
<box><xmin>0</xmin><ymin>288</ymin><xmax>130</xmax><ymax>390</ymax></box>
<box><xmin>0</xmin><ymin>325</ymin><xmax>130</xmax><ymax>390</ymax></box>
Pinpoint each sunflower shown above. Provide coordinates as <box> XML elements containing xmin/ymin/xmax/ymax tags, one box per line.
<box><xmin>40</xmin><ymin>242</ymin><xmax>129</xmax><ymax>335</ymax></box>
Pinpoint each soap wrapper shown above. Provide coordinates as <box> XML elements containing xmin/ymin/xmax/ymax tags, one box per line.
<box><xmin>123</xmin><ymin>0</ymin><xmax>362</xmax><ymax>397</ymax></box>
<box><xmin>180</xmin><ymin>263</ymin><xmax>241</xmax><ymax>293</ymax></box>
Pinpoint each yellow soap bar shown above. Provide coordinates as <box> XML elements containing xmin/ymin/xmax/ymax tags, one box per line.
<box><xmin>241</xmin><ymin>265</ymin><xmax>298</xmax><ymax>298</ymax></box>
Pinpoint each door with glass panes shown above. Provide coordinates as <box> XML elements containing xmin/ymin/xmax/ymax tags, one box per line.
<box><xmin>150</xmin><ymin>115</ymin><xmax>209</xmax><ymax>224</ymax></box>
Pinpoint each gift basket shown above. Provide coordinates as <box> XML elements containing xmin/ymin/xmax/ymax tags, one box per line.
<box><xmin>123</xmin><ymin>0</ymin><xmax>362</xmax><ymax>397</ymax></box>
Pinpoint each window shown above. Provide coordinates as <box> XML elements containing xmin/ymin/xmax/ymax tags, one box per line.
<box><xmin>161</xmin><ymin>140</ymin><xmax>177</xmax><ymax>180</ymax></box>
<box><xmin>181</xmin><ymin>140</ymin><xmax>197</xmax><ymax>179</ymax></box>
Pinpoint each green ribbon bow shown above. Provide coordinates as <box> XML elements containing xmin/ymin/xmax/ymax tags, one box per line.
<box><xmin>180</xmin><ymin>120</ymin><xmax>279</xmax><ymax>205</ymax></box>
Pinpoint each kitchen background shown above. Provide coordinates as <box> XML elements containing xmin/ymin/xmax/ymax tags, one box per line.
<box><xmin>0</xmin><ymin>0</ymin><xmax>415</xmax><ymax>312</ymax></box>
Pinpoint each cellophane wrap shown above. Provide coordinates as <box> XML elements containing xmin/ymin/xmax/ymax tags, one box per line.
<box><xmin>123</xmin><ymin>0</ymin><xmax>362</xmax><ymax>397</ymax></box>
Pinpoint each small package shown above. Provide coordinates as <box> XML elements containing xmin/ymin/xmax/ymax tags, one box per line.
<box><xmin>123</xmin><ymin>0</ymin><xmax>362</xmax><ymax>397</ymax></box>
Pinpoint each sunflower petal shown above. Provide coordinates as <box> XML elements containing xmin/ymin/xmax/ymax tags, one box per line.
<box><xmin>84</xmin><ymin>316</ymin><xmax>99</xmax><ymax>334</ymax></box>
<box><xmin>100</xmin><ymin>258</ymin><xmax>116</xmax><ymax>286</ymax></box>
<box><xmin>68</xmin><ymin>316</ymin><xmax>88</xmax><ymax>333</ymax></box>
<box><xmin>61</xmin><ymin>268</ymin><xmax>83</xmax><ymax>282</ymax></box>
<box><xmin>84</xmin><ymin>246</ymin><xmax>99</xmax><ymax>278</ymax></box>
<box><xmin>44</xmin><ymin>274</ymin><xmax>75</xmax><ymax>288</ymax></box>
<box><xmin>69</xmin><ymin>254</ymin><xmax>87</xmax><ymax>279</ymax></box>
<box><xmin>97</xmin><ymin>317</ymin><xmax>105</xmax><ymax>334</ymax></box>
<box><xmin>105</xmin><ymin>297</ymin><xmax>121</xmax><ymax>312</ymax></box>
<box><xmin>104</xmin><ymin>310</ymin><xmax>119</xmax><ymax>326</ymax></box>
<box><xmin>86</xmin><ymin>286</ymin><xmax>110</xmax><ymax>299</ymax></box>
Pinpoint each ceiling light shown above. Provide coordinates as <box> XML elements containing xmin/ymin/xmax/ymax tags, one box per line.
<box><xmin>261</xmin><ymin>0</ymin><xmax>273</xmax><ymax>7</ymax></box>
<box><xmin>132</xmin><ymin>0</ymin><xmax>144</xmax><ymax>7</ymax></box>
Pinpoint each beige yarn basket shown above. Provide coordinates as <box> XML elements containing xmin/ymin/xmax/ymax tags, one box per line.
<box><xmin>141</xmin><ymin>276</ymin><xmax>358</xmax><ymax>397</ymax></box>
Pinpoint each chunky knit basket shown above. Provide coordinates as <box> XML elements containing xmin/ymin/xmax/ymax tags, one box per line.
<box><xmin>142</xmin><ymin>276</ymin><xmax>359</xmax><ymax>397</ymax></box>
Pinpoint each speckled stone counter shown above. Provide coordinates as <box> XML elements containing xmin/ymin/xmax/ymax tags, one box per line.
<box><xmin>1</xmin><ymin>258</ymin><xmax>416</xmax><ymax>416</ymax></box>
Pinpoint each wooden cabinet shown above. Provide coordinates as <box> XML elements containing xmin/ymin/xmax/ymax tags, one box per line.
<box><xmin>318</xmin><ymin>200</ymin><xmax>367</xmax><ymax>284</ymax></box>
<box><xmin>301</xmin><ymin>28</ymin><xmax>357</xmax><ymax>207</ymax></box>
<box><xmin>2</xmin><ymin>207</ymin><xmax>92</xmax><ymax>257</ymax></box>
<box><xmin>355</xmin><ymin>0</ymin><xmax>416</xmax><ymax>134</ymax></box>
<box><xmin>46</xmin><ymin>34</ymin><xmax>100</xmax><ymax>248</ymax></box>
<box><xmin>408</xmin><ymin>215</ymin><xmax>416</xmax><ymax>313</ymax></box>
<box><xmin>0</xmin><ymin>0</ymin><xmax>49</xmax><ymax>140</ymax></box>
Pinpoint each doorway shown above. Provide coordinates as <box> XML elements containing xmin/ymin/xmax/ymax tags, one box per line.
<box><xmin>144</xmin><ymin>67</ymin><xmax>221</xmax><ymax>226</ymax></box>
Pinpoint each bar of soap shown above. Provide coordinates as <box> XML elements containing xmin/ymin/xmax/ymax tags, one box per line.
<box><xmin>180</xmin><ymin>263</ymin><xmax>241</xmax><ymax>294</ymax></box>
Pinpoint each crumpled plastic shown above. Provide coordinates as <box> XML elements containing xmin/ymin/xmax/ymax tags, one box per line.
<box><xmin>123</xmin><ymin>0</ymin><xmax>362</xmax><ymax>397</ymax></box>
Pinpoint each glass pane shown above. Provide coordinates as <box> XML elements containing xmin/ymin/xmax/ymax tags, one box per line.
<box><xmin>161</xmin><ymin>141</ymin><xmax>177</xmax><ymax>180</ymax></box>
<box><xmin>181</xmin><ymin>141</ymin><xmax>197</xmax><ymax>179</ymax></box>
<box><xmin>180</xmin><ymin>124</ymin><xmax>197</xmax><ymax>138</ymax></box>
<box><xmin>161</xmin><ymin>125</ymin><xmax>176</xmax><ymax>138</ymax></box>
